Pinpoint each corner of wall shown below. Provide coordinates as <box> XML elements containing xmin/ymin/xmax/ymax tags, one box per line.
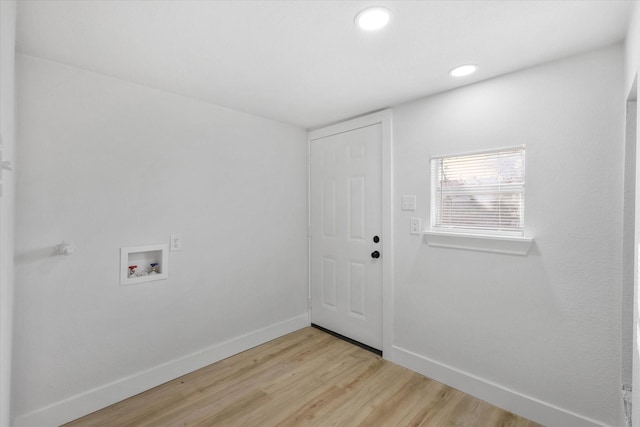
<box><xmin>625</xmin><ymin>0</ymin><xmax>640</xmax><ymax>94</ymax></box>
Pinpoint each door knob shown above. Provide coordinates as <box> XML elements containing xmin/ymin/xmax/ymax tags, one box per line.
<box><xmin>373</xmin><ymin>235</ymin><xmax>380</xmax><ymax>243</ymax></box>
<box><xmin>371</xmin><ymin>251</ymin><xmax>380</xmax><ymax>259</ymax></box>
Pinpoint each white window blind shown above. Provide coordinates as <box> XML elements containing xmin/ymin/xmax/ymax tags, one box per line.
<box><xmin>431</xmin><ymin>146</ymin><xmax>525</xmax><ymax>236</ymax></box>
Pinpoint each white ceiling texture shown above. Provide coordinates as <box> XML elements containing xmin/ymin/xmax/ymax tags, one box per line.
<box><xmin>16</xmin><ymin>0</ymin><xmax>633</xmax><ymax>129</ymax></box>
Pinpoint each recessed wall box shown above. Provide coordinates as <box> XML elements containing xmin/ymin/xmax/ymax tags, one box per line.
<box><xmin>120</xmin><ymin>244</ymin><xmax>169</xmax><ymax>285</ymax></box>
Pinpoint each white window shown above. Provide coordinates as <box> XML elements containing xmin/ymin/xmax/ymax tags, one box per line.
<box><xmin>430</xmin><ymin>146</ymin><xmax>525</xmax><ymax>237</ymax></box>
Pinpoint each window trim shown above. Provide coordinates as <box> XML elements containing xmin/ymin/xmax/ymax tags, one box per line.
<box><xmin>427</xmin><ymin>145</ymin><xmax>533</xmax><ymax>255</ymax></box>
<box><xmin>423</xmin><ymin>231</ymin><xmax>533</xmax><ymax>256</ymax></box>
<box><xmin>430</xmin><ymin>145</ymin><xmax>526</xmax><ymax>237</ymax></box>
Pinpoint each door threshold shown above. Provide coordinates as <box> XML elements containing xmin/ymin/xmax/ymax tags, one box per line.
<box><xmin>311</xmin><ymin>323</ymin><xmax>383</xmax><ymax>356</ymax></box>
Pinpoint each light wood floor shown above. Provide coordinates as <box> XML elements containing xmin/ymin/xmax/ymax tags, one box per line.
<box><xmin>64</xmin><ymin>327</ymin><xmax>543</xmax><ymax>427</ymax></box>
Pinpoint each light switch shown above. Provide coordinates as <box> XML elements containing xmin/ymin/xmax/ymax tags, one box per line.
<box><xmin>401</xmin><ymin>195</ymin><xmax>416</xmax><ymax>211</ymax></box>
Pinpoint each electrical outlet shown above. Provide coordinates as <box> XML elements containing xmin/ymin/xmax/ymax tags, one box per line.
<box><xmin>170</xmin><ymin>234</ymin><xmax>182</xmax><ymax>251</ymax></box>
<box><xmin>410</xmin><ymin>218</ymin><xmax>421</xmax><ymax>234</ymax></box>
<box><xmin>401</xmin><ymin>195</ymin><xmax>416</xmax><ymax>211</ymax></box>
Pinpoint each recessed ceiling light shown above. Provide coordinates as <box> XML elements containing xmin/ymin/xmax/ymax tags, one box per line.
<box><xmin>355</xmin><ymin>7</ymin><xmax>390</xmax><ymax>31</ymax></box>
<box><xmin>449</xmin><ymin>64</ymin><xmax>478</xmax><ymax>77</ymax></box>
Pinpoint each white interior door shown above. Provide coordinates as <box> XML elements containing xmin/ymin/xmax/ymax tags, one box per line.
<box><xmin>310</xmin><ymin>123</ymin><xmax>382</xmax><ymax>350</ymax></box>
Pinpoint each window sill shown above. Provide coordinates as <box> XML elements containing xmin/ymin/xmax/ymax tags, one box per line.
<box><xmin>423</xmin><ymin>231</ymin><xmax>534</xmax><ymax>256</ymax></box>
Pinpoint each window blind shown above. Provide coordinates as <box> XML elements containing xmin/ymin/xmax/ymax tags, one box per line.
<box><xmin>431</xmin><ymin>146</ymin><xmax>525</xmax><ymax>235</ymax></box>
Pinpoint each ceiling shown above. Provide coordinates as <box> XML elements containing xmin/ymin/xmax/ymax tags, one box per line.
<box><xmin>16</xmin><ymin>0</ymin><xmax>633</xmax><ymax>129</ymax></box>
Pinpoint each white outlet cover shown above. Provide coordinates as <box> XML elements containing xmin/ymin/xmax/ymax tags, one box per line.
<box><xmin>410</xmin><ymin>218</ymin><xmax>421</xmax><ymax>234</ymax></box>
<box><xmin>170</xmin><ymin>234</ymin><xmax>182</xmax><ymax>251</ymax></box>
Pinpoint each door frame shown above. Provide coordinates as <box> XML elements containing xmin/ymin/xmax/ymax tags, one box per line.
<box><xmin>0</xmin><ymin>2</ymin><xmax>16</xmax><ymax>427</ymax></box>
<box><xmin>623</xmin><ymin>78</ymin><xmax>636</xmax><ymax>427</ymax></box>
<box><xmin>307</xmin><ymin>109</ymin><xmax>393</xmax><ymax>357</ymax></box>
<box><xmin>627</xmin><ymin>73</ymin><xmax>639</xmax><ymax>427</ymax></box>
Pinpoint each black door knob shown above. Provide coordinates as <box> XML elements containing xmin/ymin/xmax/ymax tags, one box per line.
<box><xmin>373</xmin><ymin>235</ymin><xmax>380</xmax><ymax>243</ymax></box>
<box><xmin>371</xmin><ymin>251</ymin><xmax>380</xmax><ymax>259</ymax></box>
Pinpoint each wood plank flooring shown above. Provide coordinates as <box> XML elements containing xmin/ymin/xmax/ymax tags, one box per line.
<box><xmin>64</xmin><ymin>327</ymin><xmax>543</xmax><ymax>427</ymax></box>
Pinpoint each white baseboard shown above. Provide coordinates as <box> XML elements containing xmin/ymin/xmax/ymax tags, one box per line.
<box><xmin>390</xmin><ymin>345</ymin><xmax>608</xmax><ymax>427</ymax></box>
<box><xmin>13</xmin><ymin>314</ymin><xmax>309</xmax><ymax>427</ymax></box>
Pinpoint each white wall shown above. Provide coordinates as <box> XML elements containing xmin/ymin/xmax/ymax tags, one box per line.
<box><xmin>0</xmin><ymin>2</ymin><xmax>16</xmax><ymax>427</ymax></box>
<box><xmin>391</xmin><ymin>45</ymin><xmax>624</xmax><ymax>426</ymax></box>
<box><xmin>12</xmin><ymin>55</ymin><xmax>308</xmax><ymax>426</ymax></box>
